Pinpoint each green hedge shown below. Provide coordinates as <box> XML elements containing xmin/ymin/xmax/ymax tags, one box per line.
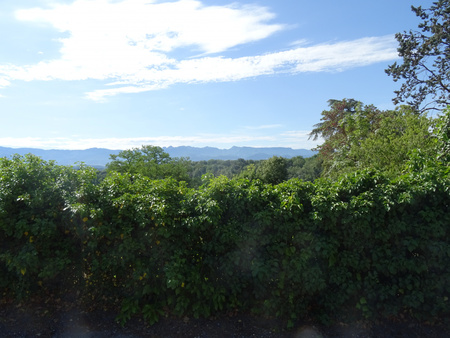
<box><xmin>0</xmin><ymin>155</ymin><xmax>95</xmax><ymax>298</ymax></box>
<box><xmin>1</xmin><ymin>155</ymin><xmax>449</xmax><ymax>327</ymax></box>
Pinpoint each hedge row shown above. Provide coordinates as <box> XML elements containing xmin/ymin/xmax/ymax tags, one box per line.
<box><xmin>0</xmin><ymin>154</ymin><xmax>449</xmax><ymax>326</ymax></box>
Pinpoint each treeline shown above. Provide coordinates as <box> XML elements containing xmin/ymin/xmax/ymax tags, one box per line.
<box><xmin>2</xmin><ymin>1</ymin><xmax>450</xmax><ymax>328</ymax></box>
<box><xmin>187</xmin><ymin>154</ymin><xmax>323</xmax><ymax>184</ymax></box>
<box><xmin>103</xmin><ymin>149</ymin><xmax>323</xmax><ymax>188</ymax></box>
<box><xmin>100</xmin><ymin>100</ymin><xmax>440</xmax><ymax>187</ymax></box>
<box><xmin>0</xmin><ymin>141</ymin><xmax>448</xmax><ymax>327</ymax></box>
<box><xmin>0</xmin><ymin>106</ymin><xmax>448</xmax><ymax>327</ymax></box>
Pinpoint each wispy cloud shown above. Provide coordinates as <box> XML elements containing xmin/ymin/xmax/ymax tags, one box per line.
<box><xmin>0</xmin><ymin>0</ymin><xmax>399</xmax><ymax>101</ymax></box>
<box><xmin>244</xmin><ymin>124</ymin><xmax>283</xmax><ymax>130</ymax></box>
<box><xmin>282</xmin><ymin>130</ymin><xmax>323</xmax><ymax>149</ymax></box>
<box><xmin>0</xmin><ymin>77</ymin><xmax>11</xmax><ymax>88</ymax></box>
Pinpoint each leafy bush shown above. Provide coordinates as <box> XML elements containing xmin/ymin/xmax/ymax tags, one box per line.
<box><xmin>0</xmin><ymin>155</ymin><xmax>95</xmax><ymax>298</ymax></box>
<box><xmin>0</xmin><ymin>154</ymin><xmax>448</xmax><ymax>326</ymax></box>
<box><xmin>72</xmin><ymin>172</ymin><xmax>188</xmax><ymax>324</ymax></box>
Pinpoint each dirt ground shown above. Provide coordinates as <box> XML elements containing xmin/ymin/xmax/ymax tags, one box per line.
<box><xmin>1</xmin><ymin>297</ymin><xmax>449</xmax><ymax>337</ymax></box>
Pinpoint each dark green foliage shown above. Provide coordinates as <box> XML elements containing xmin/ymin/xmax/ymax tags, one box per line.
<box><xmin>286</xmin><ymin>156</ymin><xmax>306</xmax><ymax>178</ymax></box>
<box><xmin>310</xmin><ymin>169</ymin><xmax>450</xmax><ymax>321</ymax></box>
<box><xmin>187</xmin><ymin>156</ymin><xmax>322</xmax><ymax>187</ymax></box>
<box><xmin>0</xmin><ymin>154</ymin><xmax>96</xmax><ymax>298</ymax></box>
<box><xmin>435</xmin><ymin>107</ymin><xmax>450</xmax><ymax>163</ymax></box>
<box><xmin>73</xmin><ymin>172</ymin><xmax>187</xmax><ymax>324</ymax></box>
<box><xmin>257</xmin><ymin>156</ymin><xmax>288</xmax><ymax>185</ymax></box>
<box><xmin>287</xmin><ymin>154</ymin><xmax>323</xmax><ymax>182</ymax></box>
<box><xmin>309</xmin><ymin>99</ymin><xmax>435</xmax><ymax>178</ymax></box>
<box><xmin>106</xmin><ymin>145</ymin><xmax>191</xmax><ymax>183</ymax></box>
<box><xmin>0</xmin><ymin>154</ymin><xmax>448</xmax><ymax>327</ymax></box>
<box><xmin>309</xmin><ymin>98</ymin><xmax>367</xmax><ymax>159</ymax></box>
<box><xmin>187</xmin><ymin>158</ymin><xmax>257</xmax><ymax>186</ymax></box>
<box><xmin>308</xmin><ymin>99</ymin><xmax>382</xmax><ymax>175</ymax></box>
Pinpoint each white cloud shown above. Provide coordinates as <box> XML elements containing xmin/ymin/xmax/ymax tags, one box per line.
<box><xmin>244</xmin><ymin>124</ymin><xmax>283</xmax><ymax>130</ymax></box>
<box><xmin>88</xmin><ymin>35</ymin><xmax>398</xmax><ymax>100</ymax></box>
<box><xmin>292</xmin><ymin>36</ymin><xmax>399</xmax><ymax>72</ymax></box>
<box><xmin>0</xmin><ymin>76</ymin><xmax>11</xmax><ymax>88</ymax></box>
<box><xmin>15</xmin><ymin>0</ymin><xmax>281</xmax><ymax>54</ymax></box>
<box><xmin>0</xmin><ymin>0</ymin><xmax>399</xmax><ymax>100</ymax></box>
<box><xmin>281</xmin><ymin>130</ymin><xmax>323</xmax><ymax>149</ymax></box>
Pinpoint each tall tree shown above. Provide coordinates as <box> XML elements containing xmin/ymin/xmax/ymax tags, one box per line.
<box><xmin>385</xmin><ymin>1</ymin><xmax>450</xmax><ymax>111</ymax></box>
<box><xmin>287</xmin><ymin>155</ymin><xmax>323</xmax><ymax>182</ymax></box>
<box><xmin>435</xmin><ymin>106</ymin><xmax>450</xmax><ymax>163</ymax></box>
<box><xmin>308</xmin><ymin>99</ymin><xmax>381</xmax><ymax>173</ymax></box>
<box><xmin>340</xmin><ymin>106</ymin><xmax>435</xmax><ymax>177</ymax></box>
<box><xmin>257</xmin><ymin>156</ymin><xmax>288</xmax><ymax>185</ymax></box>
<box><xmin>309</xmin><ymin>100</ymin><xmax>435</xmax><ymax>178</ymax></box>
<box><xmin>106</xmin><ymin>145</ymin><xmax>190</xmax><ymax>182</ymax></box>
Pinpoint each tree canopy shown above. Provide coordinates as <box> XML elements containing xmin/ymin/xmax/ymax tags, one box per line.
<box><xmin>341</xmin><ymin>106</ymin><xmax>435</xmax><ymax>177</ymax></box>
<box><xmin>386</xmin><ymin>1</ymin><xmax>450</xmax><ymax>111</ymax></box>
<box><xmin>308</xmin><ymin>99</ymin><xmax>381</xmax><ymax>173</ymax></box>
<box><xmin>106</xmin><ymin>145</ymin><xmax>190</xmax><ymax>182</ymax></box>
<box><xmin>435</xmin><ymin>106</ymin><xmax>450</xmax><ymax>163</ymax></box>
<box><xmin>256</xmin><ymin>156</ymin><xmax>288</xmax><ymax>185</ymax></box>
<box><xmin>309</xmin><ymin>99</ymin><xmax>435</xmax><ymax>178</ymax></box>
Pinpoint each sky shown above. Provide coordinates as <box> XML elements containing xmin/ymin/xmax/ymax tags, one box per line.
<box><xmin>0</xmin><ymin>0</ymin><xmax>433</xmax><ymax>150</ymax></box>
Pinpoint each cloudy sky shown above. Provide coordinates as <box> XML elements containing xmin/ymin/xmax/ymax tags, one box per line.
<box><xmin>0</xmin><ymin>0</ymin><xmax>431</xmax><ymax>150</ymax></box>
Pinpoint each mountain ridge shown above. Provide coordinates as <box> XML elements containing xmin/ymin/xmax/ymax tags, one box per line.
<box><xmin>0</xmin><ymin>146</ymin><xmax>316</xmax><ymax>167</ymax></box>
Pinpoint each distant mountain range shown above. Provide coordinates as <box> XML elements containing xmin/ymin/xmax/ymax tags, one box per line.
<box><xmin>0</xmin><ymin>146</ymin><xmax>316</xmax><ymax>167</ymax></box>
<box><xmin>164</xmin><ymin>146</ymin><xmax>316</xmax><ymax>161</ymax></box>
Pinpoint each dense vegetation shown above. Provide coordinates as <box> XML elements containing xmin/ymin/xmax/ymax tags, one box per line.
<box><xmin>1</xmin><ymin>2</ymin><xmax>450</xmax><ymax>329</ymax></box>
<box><xmin>309</xmin><ymin>100</ymin><xmax>436</xmax><ymax>179</ymax></box>
<box><xmin>1</xmin><ymin>107</ymin><xmax>449</xmax><ymax>327</ymax></box>
<box><xmin>104</xmin><ymin>145</ymin><xmax>322</xmax><ymax>187</ymax></box>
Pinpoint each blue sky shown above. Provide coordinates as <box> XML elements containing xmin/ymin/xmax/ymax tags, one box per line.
<box><xmin>0</xmin><ymin>0</ymin><xmax>431</xmax><ymax>150</ymax></box>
